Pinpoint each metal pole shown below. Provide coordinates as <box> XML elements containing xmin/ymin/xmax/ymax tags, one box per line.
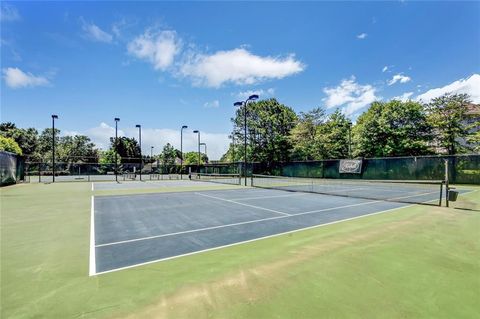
<box><xmin>181</xmin><ymin>126</ymin><xmax>187</xmax><ymax>179</ymax></box>
<box><xmin>250</xmin><ymin>129</ymin><xmax>256</xmax><ymax>186</ymax></box>
<box><xmin>51</xmin><ymin>115</ymin><xmax>58</xmax><ymax>183</ymax></box>
<box><xmin>138</xmin><ymin>126</ymin><xmax>142</xmax><ymax>181</ymax></box>
<box><xmin>181</xmin><ymin>128</ymin><xmax>183</xmax><ymax>178</ymax></box>
<box><xmin>115</xmin><ymin>119</ymin><xmax>119</xmax><ymax>182</ymax></box>
<box><xmin>244</xmin><ymin>102</ymin><xmax>247</xmax><ymax>186</ymax></box>
<box><xmin>234</xmin><ymin>94</ymin><xmax>258</xmax><ymax>186</ymax></box>
<box><xmin>198</xmin><ymin>132</ymin><xmax>201</xmax><ymax>168</ymax></box>
<box><xmin>348</xmin><ymin>122</ymin><xmax>352</xmax><ymax>158</ymax></box>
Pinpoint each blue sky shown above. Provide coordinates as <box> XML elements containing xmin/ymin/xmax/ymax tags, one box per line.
<box><xmin>1</xmin><ymin>1</ymin><xmax>479</xmax><ymax>159</ymax></box>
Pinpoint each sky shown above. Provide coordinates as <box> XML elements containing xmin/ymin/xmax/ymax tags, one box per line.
<box><xmin>1</xmin><ymin>1</ymin><xmax>479</xmax><ymax>159</ymax></box>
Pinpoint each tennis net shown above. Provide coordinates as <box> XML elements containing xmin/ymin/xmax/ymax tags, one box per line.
<box><xmin>192</xmin><ymin>173</ymin><xmax>242</xmax><ymax>186</ymax></box>
<box><xmin>252</xmin><ymin>174</ymin><xmax>444</xmax><ymax>206</ymax></box>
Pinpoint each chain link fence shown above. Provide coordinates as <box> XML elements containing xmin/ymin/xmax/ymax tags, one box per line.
<box><xmin>23</xmin><ymin>154</ymin><xmax>479</xmax><ymax>184</ymax></box>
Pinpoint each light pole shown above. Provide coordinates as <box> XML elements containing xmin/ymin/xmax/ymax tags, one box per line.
<box><xmin>200</xmin><ymin>142</ymin><xmax>207</xmax><ymax>163</ymax></box>
<box><xmin>180</xmin><ymin>125</ymin><xmax>188</xmax><ymax>179</ymax></box>
<box><xmin>193</xmin><ymin>130</ymin><xmax>200</xmax><ymax>170</ymax></box>
<box><xmin>234</xmin><ymin>94</ymin><xmax>259</xmax><ymax>186</ymax></box>
<box><xmin>150</xmin><ymin>146</ymin><xmax>154</xmax><ymax>173</ymax></box>
<box><xmin>51</xmin><ymin>114</ymin><xmax>58</xmax><ymax>182</ymax></box>
<box><xmin>136</xmin><ymin>124</ymin><xmax>142</xmax><ymax>181</ymax></box>
<box><xmin>114</xmin><ymin>117</ymin><xmax>120</xmax><ymax>182</ymax></box>
<box><xmin>347</xmin><ymin>120</ymin><xmax>352</xmax><ymax>159</ymax></box>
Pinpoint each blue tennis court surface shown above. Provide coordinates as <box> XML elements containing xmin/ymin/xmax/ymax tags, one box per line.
<box><xmin>90</xmin><ymin>187</ymin><xmax>433</xmax><ymax>275</ymax></box>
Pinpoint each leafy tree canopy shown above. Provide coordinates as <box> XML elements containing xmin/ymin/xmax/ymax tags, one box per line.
<box><xmin>353</xmin><ymin>100</ymin><xmax>433</xmax><ymax>157</ymax></box>
<box><xmin>160</xmin><ymin>143</ymin><xmax>178</xmax><ymax>165</ymax></box>
<box><xmin>231</xmin><ymin>98</ymin><xmax>297</xmax><ymax>166</ymax></box>
<box><xmin>183</xmin><ymin>151</ymin><xmax>207</xmax><ymax>165</ymax></box>
<box><xmin>425</xmin><ymin>93</ymin><xmax>473</xmax><ymax>155</ymax></box>
<box><xmin>0</xmin><ymin>136</ymin><xmax>23</xmax><ymax>155</ymax></box>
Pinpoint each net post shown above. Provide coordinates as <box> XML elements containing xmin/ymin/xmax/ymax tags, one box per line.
<box><xmin>444</xmin><ymin>159</ymin><xmax>449</xmax><ymax>208</ymax></box>
<box><xmin>439</xmin><ymin>182</ymin><xmax>443</xmax><ymax>207</ymax></box>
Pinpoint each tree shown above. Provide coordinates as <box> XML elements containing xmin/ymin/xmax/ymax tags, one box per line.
<box><xmin>36</xmin><ymin>128</ymin><xmax>61</xmax><ymax>162</ymax></box>
<box><xmin>58</xmin><ymin>135</ymin><xmax>98</xmax><ymax>163</ymax></box>
<box><xmin>0</xmin><ymin>122</ymin><xmax>16</xmax><ymax>132</ymax></box>
<box><xmin>230</xmin><ymin>98</ymin><xmax>297</xmax><ymax>166</ymax></box>
<box><xmin>467</xmin><ymin>130</ymin><xmax>480</xmax><ymax>153</ymax></box>
<box><xmin>318</xmin><ymin>109</ymin><xmax>352</xmax><ymax>159</ymax></box>
<box><xmin>109</xmin><ymin>136</ymin><xmax>141</xmax><ymax>163</ymax></box>
<box><xmin>99</xmin><ymin>149</ymin><xmax>120</xmax><ymax>164</ymax></box>
<box><xmin>353</xmin><ymin>100</ymin><xmax>433</xmax><ymax>157</ymax></box>
<box><xmin>425</xmin><ymin>93</ymin><xmax>472</xmax><ymax>154</ymax></box>
<box><xmin>0</xmin><ymin>122</ymin><xmax>39</xmax><ymax>158</ymax></box>
<box><xmin>0</xmin><ymin>136</ymin><xmax>23</xmax><ymax>155</ymax></box>
<box><xmin>183</xmin><ymin>151</ymin><xmax>207</xmax><ymax>165</ymax></box>
<box><xmin>289</xmin><ymin>108</ymin><xmax>326</xmax><ymax>160</ymax></box>
<box><xmin>160</xmin><ymin>143</ymin><xmax>177</xmax><ymax>165</ymax></box>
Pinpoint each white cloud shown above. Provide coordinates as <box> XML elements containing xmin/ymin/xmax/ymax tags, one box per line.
<box><xmin>80</xmin><ymin>18</ymin><xmax>113</xmax><ymax>43</ymax></box>
<box><xmin>357</xmin><ymin>33</ymin><xmax>368</xmax><ymax>39</ymax></box>
<box><xmin>179</xmin><ymin>48</ymin><xmax>305</xmax><ymax>87</ymax></box>
<box><xmin>111</xmin><ymin>18</ymin><xmax>127</xmax><ymax>38</ymax></box>
<box><xmin>382</xmin><ymin>66</ymin><xmax>388</xmax><ymax>73</ymax></box>
<box><xmin>62</xmin><ymin>130</ymin><xmax>80</xmax><ymax>137</ymax></box>
<box><xmin>86</xmin><ymin>123</ymin><xmax>229</xmax><ymax>160</ymax></box>
<box><xmin>392</xmin><ymin>92</ymin><xmax>414</xmax><ymax>102</ymax></box>
<box><xmin>322</xmin><ymin>76</ymin><xmax>379</xmax><ymax>116</ymax></box>
<box><xmin>235</xmin><ymin>88</ymin><xmax>275</xmax><ymax>100</ymax></box>
<box><xmin>416</xmin><ymin>74</ymin><xmax>480</xmax><ymax>103</ymax></box>
<box><xmin>204</xmin><ymin>100</ymin><xmax>220</xmax><ymax>108</ymax></box>
<box><xmin>1</xmin><ymin>38</ymin><xmax>22</xmax><ymax>61</ymax></box>
<box><xmin>388</xmin><ymin>73</ymin><xmax>411</xmax><ymax>85</ymax></box>
<box><xmin>0</xmin><ymin>3</ymin><xmax>20</xmax><ymax>22</ymax></box>
<box><xmin>86</xmin><ymin>122</ymin><xmax>124</xmax><ymax>150</ymax></box>
<box><xmin>127</xmin><ymin>30</ymin><xmax>181</xmax><ymax>71</ymax></box>
<box><xmin>2</xmin><ymin>67</ymin><xmax>50</xmax><ymax>89</ymax></box>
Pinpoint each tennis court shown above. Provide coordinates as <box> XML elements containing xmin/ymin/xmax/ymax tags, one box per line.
<box><xmin>90</xmin><ymin>179</ymin><xmax>450</xmax><ymax>275</ymax></box>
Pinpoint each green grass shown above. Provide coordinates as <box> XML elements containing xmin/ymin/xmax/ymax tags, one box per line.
<box><xmin>1</xmin><ymin>182</ymin><xmax>479</xmax><ymax>318</ymax></box>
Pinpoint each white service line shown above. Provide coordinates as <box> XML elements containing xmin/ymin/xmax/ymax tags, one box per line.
<box><xmin>93</xmin><ymin>202</ymin><xmax>415</xmax><ymax>276</ymax></box>
<box><xmin>95</xmin><ymin>198</ymin><xmax>380</xmax><ymax>248</ymax></box>
<box><xmin>89</xmin><ymin>195</ymin><xmax>96</xmax><ymax>276</ymax></box>
<box><xmin>195</xmin><ymin>192</ymin><xmax>291</xmax><ymax>216</ymax></box>
<box><xmin>91</xmin><ymin>182</ymin><xmax>94</xmax><ymax>191</ymax></box>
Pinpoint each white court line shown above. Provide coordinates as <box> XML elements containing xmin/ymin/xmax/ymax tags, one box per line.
<box><xmin>93</xmin><ymin>202</ymin><xmax>415</xmax><ymax>276</ymax></box>
<box><xmin>91</xmin><ymin>182</ymin><xmax>94</xmax><ymax>191</ymax></box>
<box><xmin>230</xmin><ymin>192</ymin><xmax>307</xmax><ymax>201</ymax></box>
<box><xmin>195</xmin><ymin>192</ymin><xmax>291</xmax><ymax>216</ymax></box>
<box><xmin>95</xmin><ymin>190</ymin><xmax>442</xmax><ymax>249</ymax></box>
<box><xmin>92</xmin><ymin>187</ymin><xmax>451</xmax><ymax>275</ymax></box>
<box><xmin>89</xmin><ymin>196</ymin><xmax>96</xmax><ymax>276</ymax></box>
<box><xmin>95</xmin><ymin>199</ymin><xmax>379</xmax><ymax>248</ymax></box>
